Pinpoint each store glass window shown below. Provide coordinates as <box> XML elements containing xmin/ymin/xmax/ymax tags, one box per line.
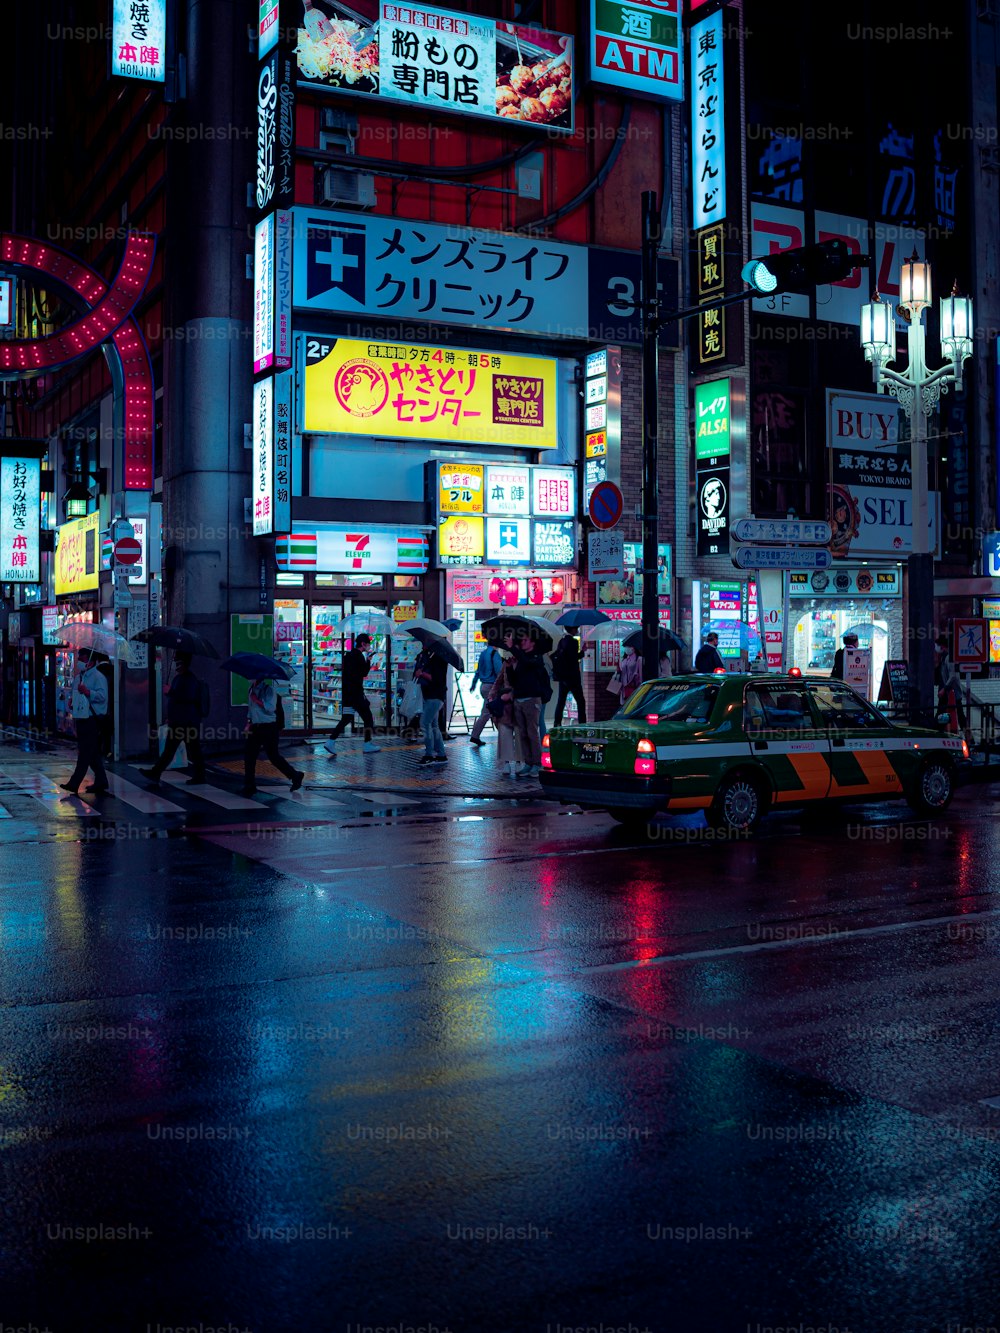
<box><xmin>273</xmin><ymin>599</ymin><xmax>306</xmax><ymax>729</ymax></box>
<box><xmin>311</xmin><ymin>605</ymin><xmax>344</xmax><ymax>724</ymax></box>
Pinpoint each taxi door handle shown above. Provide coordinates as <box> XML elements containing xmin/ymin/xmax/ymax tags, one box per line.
<box><xmin>753</xmin><ymin>740</ymin><xmax>768</xmax><ymax>750</ymax></box>
<box><xmin>832</xmin><ymin>737</ymin><xmax>846</xmax><ymax>747</ymax></box>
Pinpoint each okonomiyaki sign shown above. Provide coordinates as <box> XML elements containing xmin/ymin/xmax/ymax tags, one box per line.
<box><xmin>303</xmin><ymin>337</ymin><xmax>558</xmax><ymax>448</ymax></box>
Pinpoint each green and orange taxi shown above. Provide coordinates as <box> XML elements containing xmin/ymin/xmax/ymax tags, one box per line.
<box><xmin>539</xmin><ymin>672</ymin><xmax>968</xmax><ymax>832</ymax></box>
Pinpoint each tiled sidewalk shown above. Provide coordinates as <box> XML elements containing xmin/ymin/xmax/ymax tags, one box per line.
<box><xmin>216</xmin><ymin>730</ymin><xmax>543</xmax><ymax>798</ymax></box>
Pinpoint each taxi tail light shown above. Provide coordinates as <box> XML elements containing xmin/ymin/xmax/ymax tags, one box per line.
<box><xmin>962</xmin><ymin>739</ymin><xmax>970</xmax><ymax>760</ymax></box>
<box><xmin>541</xmin><ymin>734</ymin><xmax>552</xmax><ymax>770</ymax></box>
<box><xmin>634</xmin><ymin>737</ymin><xmax>656</xmax><ymax>776</ymax></box>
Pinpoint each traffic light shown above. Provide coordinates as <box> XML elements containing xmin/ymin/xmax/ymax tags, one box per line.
<box><xmin>742</xmin><ymin>239</ymin><xmax>862</xmax><ymax>295</ymax></box>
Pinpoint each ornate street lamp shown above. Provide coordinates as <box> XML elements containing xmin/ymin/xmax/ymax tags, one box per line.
<box><xmin>859</xmin><ymin>255</ymin><xmax>974</xmax><ymax>718</ymax></box>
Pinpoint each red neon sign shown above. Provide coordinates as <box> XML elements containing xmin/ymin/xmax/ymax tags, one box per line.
<box><xmin>0</xmin><ymin>232</ymin><xmax>156</xmax><ymax>490</ymax></box>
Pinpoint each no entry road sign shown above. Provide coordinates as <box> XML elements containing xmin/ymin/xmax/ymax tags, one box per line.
<box><xmin>588</xmin><ymin>480</ymin><xmax>624</xmax><ymax>530</ymax></box>
<box><xmin>114</xmin><ymin>537</ymin><xmax>142</xmax><ymax>566</ymax></box>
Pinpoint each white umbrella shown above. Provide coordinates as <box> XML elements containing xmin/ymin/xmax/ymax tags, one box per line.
<box><xmin>391</xmin><ymin>616</ymin><xmax>451</xmax><ymax>638</ymax></box>
<box><xmin>54</xmin><ymin>624</ymin><xmax>130</xmax><ymax>657</ymax></box>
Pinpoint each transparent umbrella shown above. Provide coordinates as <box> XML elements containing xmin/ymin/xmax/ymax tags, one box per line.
<box><xmin>54</xmin><ymin>624</ymin><xmax>130</xmax><ymax>657</ymax></box>
<box><xmin>334</xmin><ymin>611</ymin><xmax>397</xmax><ymax>638</ymax></box>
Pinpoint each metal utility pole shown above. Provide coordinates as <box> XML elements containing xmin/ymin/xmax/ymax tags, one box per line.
<box><xmin>640</xmin><ymin>191</ymin><xmax>661</xmax><ymax>686</ymax></box>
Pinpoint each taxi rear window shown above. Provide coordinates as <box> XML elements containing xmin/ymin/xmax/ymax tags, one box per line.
<box><xmin>620</xmin><ymin>683</ymin><xmax>719</xmax><ymax>723</ymax></box>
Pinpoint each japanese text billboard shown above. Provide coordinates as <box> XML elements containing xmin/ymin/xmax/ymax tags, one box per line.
<box><xmin>0</xmin><ymin>456</ymin><xmax>41</xmax><ymax>583</ymax></box>
<box><xmin>294</xmin><ymin>4</ymin><xmax>574</xmax><ymax>134</ymax></box>
<box><xmin>590</xmin><ymin>0</ymin><xmax>683</xmax><ymax>101</ymax></box>
<box><xmin>304</xmin><ymin>337</ymin><xmax>558</xmax><ymax>448</ymax></box>
<box><xmin>294</xmin><ymin>208</ymin><xmax>678</xmax><ymax>344</ymax></box>
<box><xmin>55</xmin><ymin>512</ymin><xmax>101</xmax><ymax>597</ymax></box>
<box><xmin>826</xmin><ymin>389</ymin><xmax>937</xmax><ymax>557</ymax></box>
<box><xmin>112</xmin><ymin>0</ymin><xmax>166</xmax><ymax>82</ymax></box>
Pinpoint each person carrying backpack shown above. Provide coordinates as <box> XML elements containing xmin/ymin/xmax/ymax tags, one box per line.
<box><xmin>468</xmin><ymin>641</ymin><xmax>504</xmax><ymax>746</ymax></box>
<box><xmin>139</xmin><ymin>651</ymin><xmax>209</xmax><ymax>787</ymax></box>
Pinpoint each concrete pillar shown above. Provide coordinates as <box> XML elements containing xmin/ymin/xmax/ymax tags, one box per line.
<box><xmin>162</xmin><ymin>0</ymin><xmax>258</xmax><ymax>747</ymax></box>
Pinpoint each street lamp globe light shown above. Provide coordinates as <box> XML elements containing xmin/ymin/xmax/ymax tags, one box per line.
<box><xmin>940</xmin><ymin>284</ymin><xmax>974</xmax><ymax>367</ymax></box>
<box><xmin>899</xmin><ymin>252</ymin><xmax>932</xmax><ymax>314</ymax></box>
<box><xmin>860</xmin><ymin>294</ymin><xmax>895</xmax><ymax>372</ymax></box>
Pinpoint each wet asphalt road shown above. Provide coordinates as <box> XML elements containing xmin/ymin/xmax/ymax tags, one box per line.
<box><xmin>2</xmin><ymin>778</ymin><xmax>1000</xmax><ymax>1332</ymax></box>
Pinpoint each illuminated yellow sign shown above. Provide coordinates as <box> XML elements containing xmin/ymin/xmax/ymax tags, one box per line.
<box><xmin>438</xmin><ymin>515</ymin><xmax>485</xmax><ymax>564</ymax></box>
<box><xmin>55</xmin><ymin>512</ymin><xmax>101</xmax><ymax>596</ymax></box>
<box><xmin>304</xmin><ymin>339</ymin><xmax>558</xmax><ymax>448</ymax></box>
<box><xmin>438</xmin><ymin>464</ymin><xmax>485</xmax><ymax>515</ymax></box>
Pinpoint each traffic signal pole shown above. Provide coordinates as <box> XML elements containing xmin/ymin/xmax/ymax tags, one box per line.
<box><xmin>640</xmin><ymin>192</ymin><xmax>662</xmax><ymax>686</ymax></box>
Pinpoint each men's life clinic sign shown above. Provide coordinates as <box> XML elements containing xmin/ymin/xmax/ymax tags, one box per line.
<box><xmin>0</xmin><ymin>454</ymin><xmax>41</xmax><ymax>583</ymax></box>
<box><xmin>304</xmin><ymin>338</ymin><xmax>558</xmax><ymax>448</ymax></box>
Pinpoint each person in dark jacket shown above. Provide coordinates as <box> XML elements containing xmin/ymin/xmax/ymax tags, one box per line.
<box><xmin>552</xmin><ymin>628</ymin><xmax>586</xmax><ymax>725</ymax></box>
<box><xmin>507</xmin><ymin>633</ymin><xmax>548</xmax><ymax>772</ymax></box>
<box><xmin>139</xmin><ymin>652</ymin><xmax>208</xmax><ymax>786</ymax></box>
<box><xmin>695</xmin><ymin>632</ymin><xmax>725</xmax><ymax>673</ymax></box>
<box><xmin>415</xmin><ymin>645</ymin><xmax>449</xmax><ymax>764</ymax></box>
<box><xmin>326</xmin><ymin>633</ymin><xmax>380</xmax><ymax>756</ymax></box>
<box><xmin>830</xmin><ymin>632</ymin><xmax>859</xmax><ymax>681</ymax></box>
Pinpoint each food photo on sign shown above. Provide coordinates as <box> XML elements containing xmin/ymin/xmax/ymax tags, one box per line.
<box><xmin>293</xmin><ymin>2</ymin><xmax>574</xmax><ymax>132</ymax></box>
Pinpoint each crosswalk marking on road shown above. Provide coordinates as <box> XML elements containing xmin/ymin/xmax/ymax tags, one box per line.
<box><xmin>0</xmin><ymin>769</ymin><xmax>99</xmax><ymax>817</ymax></box>
<box><xmin>158</xmin><ymin>772</ymin><xmax>263</xmax><ymax>810</ymax></box>
<box><xmin>103</xmin><ymin>773</ymin><xmax>185</xmax><ymax>815</ymax></box>
<box><xmin>355</xmin><ymin>790</ymin><xmax>422</xmax><ymax>807</ymax></box>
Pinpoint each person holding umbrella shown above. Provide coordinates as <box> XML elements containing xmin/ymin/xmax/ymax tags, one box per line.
<box><xmin>507</xmin><ymin>630</ymin><xmax>549</xmax><ymax>775</ymax></box>
<box><xmin>325</xmin><ymin>632</ymin><xmax>380</xmax><ymax>756</ymax></box>
<box><xmin>61</xmin><ymin>648</ymin><xmax>110</xmax><ymax>795</ymax></box>
<box><xmin>415</xmin><ymin>642</ymin><xmax>449</xmax><ymax>765</ymax></box>
<box><xmin>551</xmin><ymin>627</ymin><xmax>586</xmax><ymax>725</ymax></box>
<box><xmin>139</xmin><ymin>652</ymin><xmax>209</xmax><ymax>787</ymax></box>
<box><xmin>243</xmin><ymin>674</ymin><xmax>305</xmax><ymax>795</ymax></box>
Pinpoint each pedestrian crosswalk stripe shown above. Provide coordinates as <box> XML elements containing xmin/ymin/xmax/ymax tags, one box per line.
<box><xmin>157</xmin><ymin>772</ymin><xmax>263</xmax><ymax>810</ymax></box>
<box><xmin>354</xmin><ymin>789</ymin><xmax>421</xmax><ymax>807</ymax></box>
<box><xmin>103</xmin><ymin>773</ymin><xmax>185</xmax><ymax>815</ymax></box>
<box><xmin>0</xmin><ymin>770</ymin><xmax>100</xmax><ymax>817</ymax></box>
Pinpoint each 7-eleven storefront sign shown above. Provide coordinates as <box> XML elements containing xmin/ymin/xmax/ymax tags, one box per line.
<box><xmin>275</xmin><ymin>525</ymin><xmax>430</xmax><ymax>574</ymax></box>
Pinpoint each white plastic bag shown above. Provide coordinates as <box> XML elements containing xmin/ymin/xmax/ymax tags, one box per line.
<box><xmin>400</xmin><ymin>679</ymin><xmax>423</xmax><ymax>719</ymax></box>
<box><xmin>158</xmin><ymin>724</ymin><xmax>187</xmax><ymax>769</ymax></box>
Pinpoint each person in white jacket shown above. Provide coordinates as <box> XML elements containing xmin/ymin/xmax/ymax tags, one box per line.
<box><xmin>61</xmin><ymin>649</ymin><xmax>110</xmax><ymax>795</ymax></box>
<box><xmin>242</xmin><ymin>676</ymin><xmax>305</xmax><ymax>796</ymax></box>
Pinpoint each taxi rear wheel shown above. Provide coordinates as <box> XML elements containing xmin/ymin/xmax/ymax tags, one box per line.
<box><xmin>906</xmin><ymin>761</ymin><xmax>954</xmax><ymax>816</ymax></box>
<box><xmin>707</xmin><ymin>772</ymin><xmax>767</xmax><ymax>832</ymax></box>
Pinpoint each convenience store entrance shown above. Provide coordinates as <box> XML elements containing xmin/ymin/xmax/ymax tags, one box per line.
<box><xmin>272</xmin><ymin>592</ymin><xmax>422</xmax><ymax>732</ymax></box>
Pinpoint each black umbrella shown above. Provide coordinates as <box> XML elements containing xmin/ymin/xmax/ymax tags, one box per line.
<box><xmin>132</xmin><ymin>626</ymin><xmax>220</xmax><ymax>658</ymax></box>
<box><xmin>420</xmin><ymin>635</ymin><xmax>464</xmax><ymax>670</ymax></box>
<box><xmin>623</xmin><ymin>626</ymin><xmax>687</xmax><ymax>655</ymax></box>
<box><xmin>481</xmin><ymin>614</ymin><xmax>554</xmax><ymax>655</ymax></box>
<box><xmin>220</xmin><ymin>652</ymin><xmax>297</xmax><ymax>681</ymax></box>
